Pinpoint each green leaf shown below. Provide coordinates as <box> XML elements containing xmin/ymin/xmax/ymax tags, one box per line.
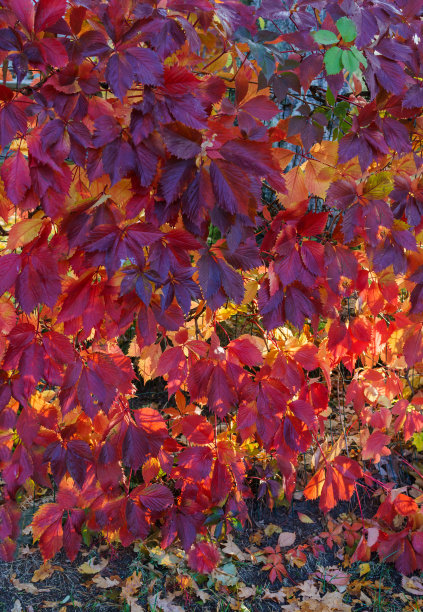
<box><xmin>326</xmin><ymin>88</ymin><xmax>336</xmax><ymax>106</ymax></box>
<box><xmin>81</xmin><ymin>524</ymin><xmax>92</xmax><ymax>547</ymax></box>
<box><xmin>413</xmin><ymin>432</ymin><xmax>423</xmax><ymax>452</ymax></box>
<box><xmin>342</xmin><ymin>49</ymin><xmax>359</xmax><ymax>74</ymax></box>
<box><xmin>351</xmin><ymin>46</ymin><xmax>368</xmax><ymax>68</ymax></box>
<box><xmin>336</xmin><ymin>17</ymin><xmax>357</xmax><ymax>42</ymax></box>
<box><xmin>333</xmin><ymin>100</ymin><xmax>350</xmax><ymax>118</ymax></box>
<box><xmin>313</xmin><ymin>30</ymin><xmax>339</xmax><ymax>45</ymax></box>
<box><xmin>324</xmin><ymin>46</ymin><xmax>343</xmax><ymax>75</ymax></box>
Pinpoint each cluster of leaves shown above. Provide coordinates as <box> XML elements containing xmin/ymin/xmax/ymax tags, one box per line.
<box><xmin>0</xmin><ymin>0</ymin><xmax>423</xmax><ymax>577</ymax></box>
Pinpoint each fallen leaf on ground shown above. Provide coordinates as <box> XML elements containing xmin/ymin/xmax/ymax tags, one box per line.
<box><xmin>285</xmin><ymin>545</ymin><xmax>307</xmax><ymax>568</ymax></box>
<box><xmin>148</xmin><ymin>593</ymin><xmax>185</xmax><ymax>611</ymax></box>
<box><xmin>282</xmin><ymin>589</ymin><xmax>352</xmax><ymax>611</ymax></box>
<box><xmin>213</xmin><ymin>561</ymin><xmax>239</xmax><ymax>587</ymax></box>
<box><xmin>129</xmin><ymin>603</ymin><xmax>144</xmax><ymax>611</ymax></box>
<box><xmin>314</xmin><ymin>566</ymin><xmax>350</xmax><ymax>592</ymax></box>
<box><xmin>238</xmin><ymin>585</ymin><xmax>256</xmax><ymax>599</ymax></box>
<box><xmin>191</xmin><ymin>580</ymin><xmax>210</xmax><ymax>602</ymax></box>
<box><xmin>299</xmin><ymin>579</ymin><xmax>321</xmax><ymax>600</ymax></box>
<box><xmin>92</xmin><ymin>574</ymin><xmax>121</xmax><ymax>588</ymax></box>
<box><xmin>298</xmin><ymin>512</ymin><xmax>314</xmax><ymax>523</ymax></box>
<box><xmin>121</xmin><ymin>571</ymin><xmax>143</xmax><ymax>604</ymax></box>
<box><xmin>11</xmin><ymin>601</ymin><xmax>22</xmax><ymax>612</ymax></box>
<box><xmin>359</xmin><ymin>562</ymin><xmax>370</xmax><ymax>577</ymax></box>
<box><xmin>278</xmin><ymin>532</ymin><xmax>296</xmax><ymax>547</ymax></box>
<box><xmin>320</xmin><ymin>591</ymin><xmax>352</xmax><ymax>611</ymax></box>
<box><xmin>32</xmin><ymin>562</ymin><xmax>63</xmax><ymax>582</ymax></box>
<box><xmin>11</xmin><ymin>574</ymin><xmax>40</xmax><ymax>595</ymax></box>
<box><xmin>77</xmin><ymin>557</ymin><xmax>108</xmax><ymax>574</ymax></box>
<box><xmin>263</xmin><ymin>588</ymin><xmax>286</xmax><ymax>603</ymax></box>
<box><xmin>249</xmin><ymin>531</ymin><xmax>263</xmax><ymax>545</ymax></box>
<box><xmin>222</xmin><ymin>534</ymin><xmax>248</xmax><ymax>560</ymax></box>
<box><xmin>264</xmin><ymin>523</ymin><xmax>282</xmax><ymax>536</ymax></box>
<box><xmin>402</xmin><ymin>575</ymin><xmax>423</xmax><ymax>595</ymax></box>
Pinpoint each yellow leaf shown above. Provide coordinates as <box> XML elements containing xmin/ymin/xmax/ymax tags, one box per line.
<box><xmin>298</xmin><ymin>512</ymin><xmax>314</xmax><ymax>524</ymax></box>
<box><xmin>264</xmin><ymin>523</ymin><xmax>282</xmax><ymax>536</ymax></box>
<box><xmin>362</xmin><ymin>172</ymin><xmax>393</xmax><ymax>200</ymax></box>
<box><xmin>359</xmin><ymin>562</ymin><xmax>371</xmax><ymax>576</ymax></box>
<box><xmin>77</xmin><ymin>558</ymin><xmax>108</xmax><ymax>574</ymax></box>
<box><xmin>7</xmin><ymin>217</ymin><xmax>44</xmax><ymax>249</ymax></box>
<box><xmin>413</xmin><ymin>432</ymin><xmax>423</xmax><ymax>452</ymax></box>
<box><xmin>242</xmin><ymin>279</ymin><xmax>259</xmax><ymax>305</ymax></box>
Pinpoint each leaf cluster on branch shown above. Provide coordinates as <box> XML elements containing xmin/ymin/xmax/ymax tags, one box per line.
<box><xmin>0</xmin><ymin>0</ymin><xmax>422</xmax><ymax>576</ymax></box>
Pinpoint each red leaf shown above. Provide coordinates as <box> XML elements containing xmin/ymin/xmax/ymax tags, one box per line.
<box><xmin>9</xmin><ymin>0</ymin><xmax>35</xmax><ymax>32</ymax></box>
<box><xmin>162</xmin><ymin>122</ymin><xmax>202</xmax><ymax>159</ymax></box>
<box><xmin>362</xmin><ymin>431</ymin><xmax>391</xmax><ymax>462</ymax></box>
<box><xmin>188</xmin><ymin>541</ymin><xmax>220</xmax><ymax>574</ymax></box>
<box><xmin>125</xmin><ymin>47</ymin><xmax>164</xmax><ymax>86</ymax></box>
<box><xmin>34</xmin><ymin>0</ymin><xmax>67</xmax><ymax>32</ymax></box>
<box><xmin>106</xmin><ymin>52</ymin><xmax>134</xmax><ymax>101</ymax></box>
<box><xmin>0</xmin><ymin>101</ymin><xmax>27</xmax><ymax>149</ymax></box>
<box><xmin>175</xmin><ymin>446</ymin><xmax>213</xmax><ymax>481</ymax></box>
<box><xmin>304</xmin><ymin>456</ymin><xmax>362</xmax><ymax>512</ymax></box>
<box><xmin>32</xmin><ymin>503</ymin><xmax>63</xmax><ymax>561</ymax></box>
<box><xmin>404</xmin><ymin>329</ymin><xmax>423</xmax><ymax>367</ymax></box>
<box><xmin>181</xmin><ymin>414</ymin><xmax>214</xmax><ymax>445</ymax></box>
<box><xmin>393</xmin><ymin>494</ymin><xmax>418</xmax><ymax>517</ymax></box>
<box><xmin>227</xmin><ymin>336</ymin><xmax>263</xmax><ymax>367</ymax></box>
<box><xmin>1</xmin><ymin>150</ymin><xmax>30</xmax><ymax>204</ymax></box>
<box><xmin>136</xmin><ymin>483</ymin><xmax>174</xmax><ymax>512</ymax></box>
<box><xmin>42</xmin><ymin>331</ymin><xmax>75</xmax><ymax>365</ymax></box>
<box><xmin>0</xmin><ymin>253</ymin><xmax>20</xmax><ymax>296</ymax></box>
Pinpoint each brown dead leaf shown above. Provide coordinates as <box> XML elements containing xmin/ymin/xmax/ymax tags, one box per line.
<box><xmin>263</xmin><ymin>588</ymin><xmax>286</xmax><ymax>603</ymax></box>
<box><xmin>11</xmin><ymin>574</ymin><xmax>40</xmax><ymax>595</ymax></box>
<box><xmin>32</xmin><ymin>562</ymin><xmax>63</xmax><ymax>582</ymax></box>
<box><xmin>129</xmin><ymin>603</ymin><xmax>145</xmax><ymax>611</ymax></box>
<box><xmin>264</xmin><ymin>523</ymin><xmax>282</xmax><ymax>536</ymax></box>
<box><xmin>121</xmin><ymin>571</ymin><xmax>143</xmax><ymax>604</ymax></box>
<box><xmin>222</xmin><ymin>535</ymin><xmax>248</xmax><ymax>560</ymax></box>
<box><xmin>191</xmin><ymin>580</ymin><xmax>210</xmax><ymax>602</ymax></box>
<box><xmin>282</xmin><ymin>588</ymin><xmax>351</xmax><ymax>611</ymax></box>
<box><xmin>402</xmin><ymin>575</ymin><xmax>423</xmax><ymax>596</ymax></box>
<box><xmin>360</xmin><ymin>591</ymin><xmax>372</xmax><ymax>606</ymax></box>
<box><xmin>320</xmin><ymin>591</ymin><xmax>352</xmax><ymax>611</ymax></box>
<box><xmin>249</xmin><ymin>530</ymin><xmax>263</xmax><ymax>545</ymax></box>
<box><xmin>277</xmin><ymin>532</ymin><xmax>296</xmax><ymax>548</ymax></box>
<box><xmin>77</xmin><ymin>557</ymin><xmax>108</xmax><ymax>574</ymax></box>
<box><xmin>148</xmin><ymin>593</ymin><xmax>185</xmax><ymax>612</ymax></box>
<box><xmin>92</xmin><ymin>574</ymin><xmax>121</xmax><ymax>589</ymax></box>
<box><xmin>299</xmin><ymin>579</ymin><xmax>321</xmax><ymax>600</ymax></box>
<box><xmin>238</xmin><ymin>585</ymin><xmax>256</xmax><ymax>599</ymax></box>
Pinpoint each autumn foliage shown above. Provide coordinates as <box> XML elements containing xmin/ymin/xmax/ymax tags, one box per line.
<box><xmin>0</xmin><ymin>0</ymin><xmax>423</xmax><ymax>576</ymax></box>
